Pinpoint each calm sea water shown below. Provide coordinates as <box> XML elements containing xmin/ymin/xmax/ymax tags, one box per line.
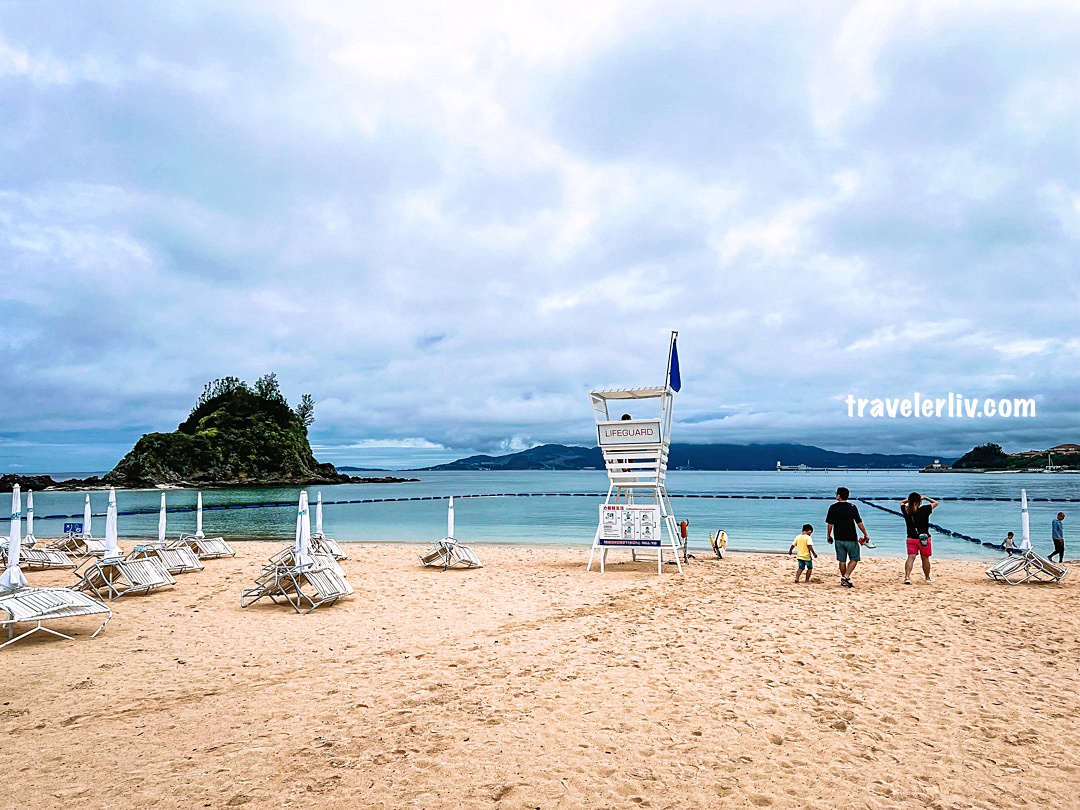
<box><xmin>17</xmin><ymin>470</ymin><xmax>1079</xmax><ymax>561</ymax></box>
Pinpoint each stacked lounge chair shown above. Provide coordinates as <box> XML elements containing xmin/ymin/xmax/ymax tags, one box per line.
<box><xmin>127</xmin><ymin>493</ymin><xmax>203</xmax><ymax>574</ymax></box>
<box><xmin>47</xmin><ymin>494</ymin><xmax>107</xmax><ymax>557</ymax></box>
<box><xmin>310</xmin><ymin>492</ymin><xmax>347</xmax><ymax>560</ymax></box>
<box><xmin>171</xmin><ymin>492</ymin><xmax>235</xmax><ymax>559</ymax></box>
<box><xmin>986</xmin><ymin>550</ymin><xmax>1069</xmax><ymax>585</ymax></box>
<box><xmin>419</xmin><ymin>497</ymin><xmax>482</xmax><ymax>571</ymax></box>
<box><xmin>73</xmin><ymin>489</ymin><xmax>176</xmax><ymax>600</ymax></box>
<box><xmin>240</xmin><ymin>491</ymin><xmax>353</xmax><ymax>614</ymax></box>
<box><xmin>0</xmin><ymin>485</ymin><xmax>111</xmax><ymax>649</ymax></box>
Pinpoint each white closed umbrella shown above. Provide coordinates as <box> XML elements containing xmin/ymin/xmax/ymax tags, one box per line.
<box><xmin>195</xmin><ymin>492</ymin><xmax>205</xmax><ymax>539</ymax></box>
<box><xmin>24</xmin><ymin>489</ymin><xmax>35</xmax><ymax>546</ymax></box>
<box><xmin>294</xmin><ymin>490</ymin><xmax>313</xmax><ymax>568</ymax></box>
<box><xmin>83</xmin><ymin>494</ymin><xmax>92</xmax><ymax>537</ymax></box>
<box><xmin>0</xmin><ymin>484</ymin><xmax>28</xmax><ymax>590</ymax></box>
<box><xmin>1020</xmin><ymin>489</ymin><xmax>1032</xmax><ymax>551</ymax></box>
<box><xmin>447</xmin><ymin>496</ymin><xmax>455</xmax><ymax>539</ymax></box>
<box><xmin>315</xmin><ymin>492</ymin><xmax>324</xmax><ymax>536</ymax></box>
<box><xmin>103</xmin><ymin>488</ymin><xmax>121</xmax><ymax>562</ymax></box>
<box><xmin>158</xmin><ymin>492</ymin><xmax>167</xmax><ymax>547</ymax></box>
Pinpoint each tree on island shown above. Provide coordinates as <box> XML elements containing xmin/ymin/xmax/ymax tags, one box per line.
<box><xmin>105</xmin><ymin>374</ymin><xmax>340</xmax><ymax>487</ymax></box>
<box><xmin>952</xmin><ymin>443</ymin><xmax>1009</xmax><ymax>469</ymax></box>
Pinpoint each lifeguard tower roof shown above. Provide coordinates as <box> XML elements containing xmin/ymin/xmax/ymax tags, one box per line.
<box><xmin>589</xmin><ymin>387</ymin><xmax>667</xmax><ymax>399</ymax></box>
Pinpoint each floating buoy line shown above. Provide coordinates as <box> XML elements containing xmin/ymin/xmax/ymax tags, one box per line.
<box><xmin>34</xmin><ymin>488</ymin><xmax>1080</xmax><ymax>552</ymax></box>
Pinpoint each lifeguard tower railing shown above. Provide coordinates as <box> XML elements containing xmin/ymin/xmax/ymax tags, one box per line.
<box><xmin>587</xmin><ymin>387</ymin><xmax>683</xmax><ymax>574</ymax></box>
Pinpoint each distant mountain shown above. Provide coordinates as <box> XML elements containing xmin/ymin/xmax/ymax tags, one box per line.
<box><xmin>423</xmin><ymin>443</ymin><xmax>945</xmax><ymax>471</ymax></box>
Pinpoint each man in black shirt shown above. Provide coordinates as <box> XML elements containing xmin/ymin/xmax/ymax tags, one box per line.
<box><xmin>826</xmin><ymin>486</ymin><xmax>870</xmax><ymax>588</ymax></box>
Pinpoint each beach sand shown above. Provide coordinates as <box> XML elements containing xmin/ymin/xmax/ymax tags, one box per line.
<box><xmin>3</xmin><ymin>543</ymin><xmax>1078</xmax><ymax>809</ymax></box>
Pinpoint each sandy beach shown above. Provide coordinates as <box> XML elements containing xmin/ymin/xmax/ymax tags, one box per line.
<box><xmin>3</xmin><ymin>543</ymin><xmax>1078</xmax><ymax>809</ymax></box>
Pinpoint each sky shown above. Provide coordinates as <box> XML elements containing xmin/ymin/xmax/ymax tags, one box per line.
<box><xmin>1</xmin><ymin>0</ymin><xmax>1078</xmax><ymax>472</ymax></box>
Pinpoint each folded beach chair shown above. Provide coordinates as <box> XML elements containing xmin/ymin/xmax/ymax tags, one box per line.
<box><xmin>0</xmin><ymin>543</ymin><xmax>75</xmax><ymax>570</ymax></box>
<box><xmin>17</xmin><ymin>545</ymin><xmax>75</xmax><ymax>570</ymax></box>
<box><xmin>240</xmin><ymin>559</ymin><xmax>353</xmax><ymax>614</ymax></box>
<box><xmin>310</xmin><ymin>532</ymin><xmax>347</xmax><ymax>560</ymax></box>
<box><xmin>127</xmin><ymin>544</ymin><xmax>204</xmax><ymax>575</ymax></box>
<box><xmin>170</xmin><ymin>492</ymin><xmax>236</xmax><ymax>559</ymax></box>
<box><xmin>419</xmin><ymin>497</ymin><xmax>483</xmax><ymax>571</ymax></box>
<box><xmin>47</xmin><ymin>532</ymin><xmax>108</xmax><ymax>558</ymax></box>
<box><xmin>985</xmin><ymin>555</ymin><xmax>1031</xmax><ymax>584</ymax></box>
<box><xmin>240</xmin><ymin>491</ymin><xmax>353</xmax><ymax>613</ymax></box>
<box><xmin>74</xmin><ymin>557</ymin><xmax>177</xmax><ymax>600</ymax></box>
<box><xmin>262</xmin><ymin>545</ymin><xmax>352</xmax><ymax>584</ymax></box>
<box><xmin>1023</xmin><ymin>550</ymin><xmax>1069</xmax><ymax>583</ymax></box>
<box><xmin>311</xmin><ymin>493</ymin><xmax>347</xmax><ymax>559</ymax></box>
<box><xmin>0</xmin><ymin>587</ymin><xmax>112</xmax><ymax>649</ymax></box>
<box><xmin>986</xmin><ymin>551</ymin><xmax>1069</xmax><ymax>585</ymax></box>
<box><xmin>419</xmin><ymin>538</ymin><xmax>483</xmax><ymax>571</ymax></box>
<box><xmin>173</xmin><ymin>532</ymin><xmax>236</xmax><ymax>559</ymax></box>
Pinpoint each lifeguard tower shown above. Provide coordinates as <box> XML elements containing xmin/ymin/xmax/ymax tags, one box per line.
<box><xmin>586</xmin><ymin>385</ymin><xmax>683</xmax><ymax>575</ymax></box>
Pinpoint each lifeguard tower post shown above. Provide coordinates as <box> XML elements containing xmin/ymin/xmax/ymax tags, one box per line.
<box><xmin>586</xmin><ymin>385</ymin><xmax>683</xmax><ymax>575</ymax></box>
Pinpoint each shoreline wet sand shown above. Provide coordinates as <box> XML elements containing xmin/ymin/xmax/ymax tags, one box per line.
<box><xmin>4</xmin><ymin>544</ymin><xmax>1078</xmax><ymax>809</ymax></box>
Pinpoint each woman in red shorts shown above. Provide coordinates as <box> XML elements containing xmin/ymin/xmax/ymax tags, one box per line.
<box><xmin>901</xmin><ymin>492</ymin><xmax>938</xmax><ymax>584</ymax></box>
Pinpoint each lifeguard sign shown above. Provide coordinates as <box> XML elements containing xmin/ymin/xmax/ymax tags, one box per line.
<box><xmin>587</xmin><ymin>372</ymin><xmax>683</xmax><ymax>574</ymax></box>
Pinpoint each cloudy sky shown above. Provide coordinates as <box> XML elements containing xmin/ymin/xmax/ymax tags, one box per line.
<box><xmin>1</xmin><ymin>0</ymin><xmax>1078</xmax><ymax>471</ymax></box>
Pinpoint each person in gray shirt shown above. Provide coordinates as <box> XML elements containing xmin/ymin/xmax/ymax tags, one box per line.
<box><xmin>1050</xmin><ymin>512</ymin><xmax>1065</xmax><ymax>563</ymax></box>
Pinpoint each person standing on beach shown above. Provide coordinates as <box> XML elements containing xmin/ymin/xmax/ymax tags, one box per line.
<box><xmin>826</xmin><ymin>487</ymin><xmax>870</xmax><ymax>588</ymax></box>
<box><xmin>1050</xmin><ymin>512</ymin><xmax>1066</xmax><ymax>563</ymax></box>
<box><xmin>1003</xmin><ymin>531</ymin><xmax>1018</xmax><ymax>555</ymax></box>
<box><xmin>901</xmin><ymin>492</ymin><xmax>938</xmax><ymax>584</ymax></box>
<box><xmin>789</xmin><ymin>524</ymin><xmax>818</xmax><ymax>583</ymax></box>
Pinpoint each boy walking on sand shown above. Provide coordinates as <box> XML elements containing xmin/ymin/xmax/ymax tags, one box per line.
<box><xmin>789</xmin><ymin>524</ymin><xmax>818</xmax><ymax>583</ymax></box>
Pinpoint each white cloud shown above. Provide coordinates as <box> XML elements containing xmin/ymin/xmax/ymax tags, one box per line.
<box><xmin>1</xmin><ymin>0</ymin><xmax>1077</xmax><ymax>469</ymax></box>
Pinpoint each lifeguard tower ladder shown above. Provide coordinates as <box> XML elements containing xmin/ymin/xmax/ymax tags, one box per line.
<box><xmin>586</xmin><ymin>387</ymin><xmax>683</xmax><ymax>574</ymax></box>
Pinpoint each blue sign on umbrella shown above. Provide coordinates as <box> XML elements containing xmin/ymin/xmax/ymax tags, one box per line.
<box><xmin>64</xmin><ymin>522</ymin><xmax>83</xmax><ymax>534</ymax></box>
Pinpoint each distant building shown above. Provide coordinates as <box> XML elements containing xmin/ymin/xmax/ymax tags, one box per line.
<box><xmin>1049</xmin><ymin>443</ymin><xmax>1080</xmax><ymax>454</ymax></box>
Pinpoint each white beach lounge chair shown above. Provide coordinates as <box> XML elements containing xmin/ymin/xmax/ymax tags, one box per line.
<box><xmin>310</xmin><ymin>533</ymin><xmax>347</xmax><ymax>560</ymax></box>
<box><xmin>419</xmin><ymin>539</ymin><xmax>483</xmax><ymax>571</ymax></box>
<box><xmin>127</xmin><ymin>543</ymin><xmax>204</xmax><ymax>574</ymax></box>
<box><xmin>21</xmin><ymin>546</ymin><xmax>76</xmax><ymax>570</ymax></box>
<box><xmin>240</xmin><ymin>491</ymin><xmax>353</xmax><ymax>613</ymax></box>
<box><xmin>74</xmin><ymin>557</ymin><xmax>177</xmax><ymax>600</ymax></box>
<box><xmin>47</xmin><ymin>532</ymin><xmax>108</xmax><ymax>558</ymax></box>
<box><xmin>986</xmin><ymin>551</ymin><xmax>1069</xmax><ymax>585</ymax></box>
<box><xmin>173</xmin><ymin>532</ymin><xmax>236</xmax><ymax>559</ymax></box>
<box><xmin>419</xmin><ymin>497</ymin><xmax>483</xmax><ymax>571</ymax></box>
<box><xmin>1023</xmin><ymin>550</ymin><xmax>1069</xmax><ymax>583</ymax></box>
<box><xmin>0</xmin><ymin>587</ymin><xmax>112</xmax><ymax>649</ymax></box>
<box><xmin>0</xmin><ymin>544</ymin><xmax>75</xmax><ymax>570</ymax></box>
<box><xmin>240</xmin><ymin>560</ymin><xmax>352</xmax><ymax>614</ymax></box>
<box><xmin>241</xmin><ymin>548</ymin><xmax>354</xmax><ymax>613</ymax></box>
<box><xmin>986</xmin><ymin>556</ymin><xmax>1030</xmax><ymax>584</ymax></box>
<box><xmin>310</xmin><ymin>493</ymin><xmax>347</xmax><ymax>559</ymax></box>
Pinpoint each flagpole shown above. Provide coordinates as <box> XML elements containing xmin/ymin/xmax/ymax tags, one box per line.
<box><xmin>665</xmin><ymin>330</ymin><xmax>678</xmax><ymax>390</ymax></box>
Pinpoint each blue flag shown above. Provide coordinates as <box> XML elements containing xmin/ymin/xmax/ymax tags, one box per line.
<box><xmin>668</xmin><ymin>337</ymin><xmax>681</xmax><ymax>392</ymax></box>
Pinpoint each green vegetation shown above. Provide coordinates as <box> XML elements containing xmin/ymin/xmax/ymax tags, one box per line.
<box><xmin>105</xmin><ymin>374</ymin><xmax>343</xmax><ymax>487</ymax></box>
<box><xmin>951</xmin><ymin>442</ymin><xmax>1080</xmax><ymax>471</ymax></box>
<box><xmin>952</xmin><ymin>443</ymin><xmax>1010</xmax><ymax>469</ymax></box>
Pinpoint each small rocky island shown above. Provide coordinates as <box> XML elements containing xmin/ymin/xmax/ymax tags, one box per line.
<box><xmin>3</xmin><ymin>375</ymin><xmax>416</xmax><ymax>491</ymax></box>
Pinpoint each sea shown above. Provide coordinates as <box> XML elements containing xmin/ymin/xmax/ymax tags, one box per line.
<box><xmin>19</xmin><ymin>470</ymin><xmax>1080</xmax><ymax>561</ymax></box>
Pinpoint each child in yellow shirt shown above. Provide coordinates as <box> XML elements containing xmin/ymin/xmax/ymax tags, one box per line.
<box><xmin>788</xmin><ymin>523</ymin><xmax>818</xmax><ymax>583</ymax></box>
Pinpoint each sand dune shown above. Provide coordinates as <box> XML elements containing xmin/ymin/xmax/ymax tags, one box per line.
<box><xmin>3</xmin><ymin>543</ymin><xmax>1077</xmax><ymax>809</ymax></box>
